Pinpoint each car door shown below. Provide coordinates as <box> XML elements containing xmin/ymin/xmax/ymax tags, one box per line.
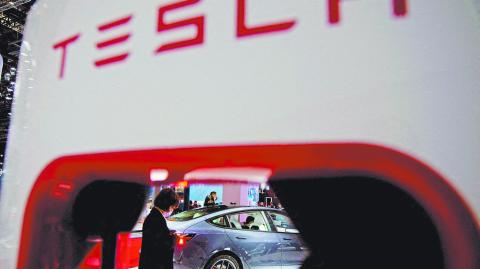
<box><xmin>265</xmin><ymin>210</ymin><xmax>309</xmax><ymax>269</ymax></box>
<box><xmin>225</xmin><ymin>210</ymin><xmax>282</xmax><ymax>269</ymax></box>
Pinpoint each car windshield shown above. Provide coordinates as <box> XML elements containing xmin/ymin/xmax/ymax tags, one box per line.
<box><xmin>168</xmin><ymin>205</ymin><xmax>228</xmax><ymax>221</ymax></box>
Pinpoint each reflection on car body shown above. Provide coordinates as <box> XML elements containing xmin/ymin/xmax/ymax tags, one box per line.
<box><xmin>164</xmin><ymin>205</ymin><xmax>309</xmax><ymax>269</ymax></box>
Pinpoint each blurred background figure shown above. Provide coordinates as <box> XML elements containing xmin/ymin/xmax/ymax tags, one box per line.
<box><xmin>204</xmin><ymin>191</ymin><xmax>217</xmax><ymax>207</ymax></box>
<box><xmin>242</xmin><ymin>216</ymin><xmax>255</xmax><ymax>229</ymax></box>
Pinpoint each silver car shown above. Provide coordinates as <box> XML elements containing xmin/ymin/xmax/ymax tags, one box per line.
<box><xmin>167</xmin><ymin>206</ymin><xmax>309</xmax><ymax>269</ymax></box>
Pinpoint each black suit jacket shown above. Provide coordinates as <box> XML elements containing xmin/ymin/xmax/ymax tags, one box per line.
<box><xmin>139</xmin><ymin>208</ymin><xmax>174</xmax><ymax>269</ymax></box>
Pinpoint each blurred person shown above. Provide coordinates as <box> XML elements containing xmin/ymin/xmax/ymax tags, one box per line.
<box><xmin>193</xmin><ymin>200</ymin><xmax>199</xmax><ymax>208</ymax></box>
<box><xmin>139</xmin><ymin>188</ymin><xmax>179</xmax><ymax>269</ymax></box>
<box><xmin>138</xmin><ymin>199</ymin><xmax>154</xmax><ymax>225</ymax></box>
<box><xmin>147</xmin><ymin>199</ymin><xmax>153</xmax><ymax>210</ymax></box>
<box><xmin>242</xmin><ymin>216</ymin><xmax>255</xmax><ymax>229</ymax></box>
<box><xmin>204</xmin><ymin>191</ymin><xmax>217</xmax><ymax>207</ymax></box>
<box><xmin>189</xmin><ymin>200</ymin><xmax>193</xmax><ymax>209</ymax></box>
<box><xmin>172</xmin><ymin>202</ymin><xmax>182</xmax><ymax>215</ymax></box>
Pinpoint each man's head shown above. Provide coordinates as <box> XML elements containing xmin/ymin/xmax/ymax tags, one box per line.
<box><xmin>154</xmin><ymin>188</ymin><xmax>179</xmax><ymax>213</ymax></box>
<box><xmin>246</xmin><ymin>216</ymin><xmax>255</xmax><ymax>224</ymax></box>
<box><xmin>210</xmin><ymin>191</ymin><xmax>217</xmax><ymax>200</ymax></box>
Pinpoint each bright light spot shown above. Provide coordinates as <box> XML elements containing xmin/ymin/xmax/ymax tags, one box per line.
<box><xmin>58</xmin><ymin>183</ymin><xmax>72</xmax><ymax>190</ymax></box>
<box><xmin>176</xmin><ymin>181</ymin><xmax>188</xmax><ymax>188</ymax></box>
<box><xmin>150</xmin><ymin>169</ymin><xmax>169</xmax><ymax>182</ymax></box>
<box><xmin>184</xmin><ymin>167</ymin><xmax>272</xmax><ymax>183</ymax></box>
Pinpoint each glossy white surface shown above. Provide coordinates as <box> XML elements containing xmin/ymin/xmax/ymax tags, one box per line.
<box><xmin>0</xmin><ymin>0</ymin><xmax>479</xmax><ymax>267</ymax></box>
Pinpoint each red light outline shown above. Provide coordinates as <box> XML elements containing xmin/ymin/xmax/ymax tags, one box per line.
<box><xmin>17</xmin><ymin>143</ymin><xmax>480</xmax><ymax>269</ymax></box>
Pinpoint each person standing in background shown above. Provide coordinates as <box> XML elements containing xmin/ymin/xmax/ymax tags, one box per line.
<box><xmin>139</xmin><ymin>188</ymin><xmax>179</xmax><ymax>269</ymax></box>
<box><xmin>204</xmin><ymin>191</ymin><xmax>217</xmax><ymax>207</ymax></box>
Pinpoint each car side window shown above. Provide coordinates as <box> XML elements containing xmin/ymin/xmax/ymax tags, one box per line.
<box><xmin>226</xmin><ymin>211</ymin><xmax>271</xmax><ymax>232</ymax></box>
<box><xmin>267</xmin><ymin>211</ymin><xmax>299</xmax><ymax>233</ymax></box>
<box><xmin>209</xmin><ymin>216</ymin><xmax>228</xmax><ymax>227</ymax></box>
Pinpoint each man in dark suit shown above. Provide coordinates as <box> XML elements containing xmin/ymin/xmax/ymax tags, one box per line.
<box><xmin>139</xmin><ymin>188</ymin><xmax>179</xmax><ymax>269</ymax></box>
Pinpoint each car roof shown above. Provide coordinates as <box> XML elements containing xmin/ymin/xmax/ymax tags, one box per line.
<box><xmin>201</xmin><ymin>205</ymin><xmax>281</xmax><ymax>214</ymax></box>
<box><xmin>217</xmin><ymin>206</ymin><xmax>280</xmax><ymax>216</ymax></box>
<box><xmin>169</xmin><ymin>205</ymin><xmax>282</xmax><ymax>224</ymax></box>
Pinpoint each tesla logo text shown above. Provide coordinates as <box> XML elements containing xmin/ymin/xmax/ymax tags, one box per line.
<box><xmin>52</xmin><ymin>0</ymin><xmax>408</xmax><ymax>79</ymax></box>
<box><xmin>94</xmin><ymin>15</ymin><xmax>133</xmax><ymax>67</ymax></box>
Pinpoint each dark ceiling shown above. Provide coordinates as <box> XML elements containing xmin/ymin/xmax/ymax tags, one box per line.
<box><xmin>0</xmin><ymin>0</ymin><xmax>36</xmax><ymax>170</ymax></box>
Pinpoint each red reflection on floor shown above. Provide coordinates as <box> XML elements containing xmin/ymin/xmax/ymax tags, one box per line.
<box><xmin>78</xmin><ymin>233</ymin><xmax>142</xmax><ymax>269</ymax></box>
<box><xmin>78</xmin><ymin>243</ymin><xmax>102</xmax><ymax>269</ymax></box>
